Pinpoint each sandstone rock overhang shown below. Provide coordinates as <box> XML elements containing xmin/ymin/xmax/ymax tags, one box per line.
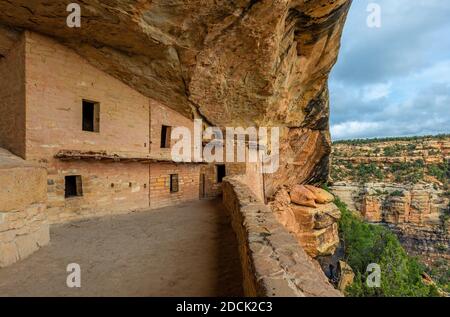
<box><xmin>0</xmin><ymin>0</ymin><xmax>351</xmax><ymax>194</ymax></box>
<box><xmin>0</xmin><ymin>0</ymin><xmax>351</xmax><ymax>124</ymax></box>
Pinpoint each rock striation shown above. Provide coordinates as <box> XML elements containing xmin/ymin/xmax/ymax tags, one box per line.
<box><xmin>331</xmin><ymin>136</ymin><xmax>450</xmax><ymax>265</ymax></box>
<box><xmin>332</xmin><ymin>182</ymin><xmax>449</xmax><ymax>264</ymax></box>
<box><xmin>271</xmin><ymin>185</ymin><xmax>340</xmax><ymax>258</ymax></box>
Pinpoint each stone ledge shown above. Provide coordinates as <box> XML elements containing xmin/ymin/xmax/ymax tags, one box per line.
<box><xmin>0</xmin><ymin>148</ymin><xmax>50</xmax><ymax>268</ymax></box>
<box><xmin>222</xmin><ymin>176</ymin><xmax>342</xmax><ymax>297</ymax></box>
<box><xmin>0</xmin><ymin>203</ymin><xmax>50</xmax><ymax>267</ymax></box>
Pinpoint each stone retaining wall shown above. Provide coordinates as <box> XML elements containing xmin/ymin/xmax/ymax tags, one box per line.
<box><xmin>222</xmin><ymin>176</ymin><xmax>342</xmax><ymax>297</ymax></box>
<box><xmin>0</xmin><ymin>149</ymin><xmax>50</xmax><ymax>267</ymax></box>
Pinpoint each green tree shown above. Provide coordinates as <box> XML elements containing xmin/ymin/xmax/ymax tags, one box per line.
<box><xmin>335</xmin><ymin>198</ymin><xmax>439</xmax><ymax>297</ymax></box>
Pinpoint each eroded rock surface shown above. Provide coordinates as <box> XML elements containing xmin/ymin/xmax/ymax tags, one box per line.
<box><xmin>331</xmin><ymin>136</ymin><xmax>450</xmax><ymax>265</ymax></box>
<box><xmin>332</xmin><ymin>182</ymin><xmax>449</xmax><ymax>264</ymax></box>
<box><xmin>271</xmin><ymin>185</ymin><xmax>340</xmax><ymax>258</ymax></box>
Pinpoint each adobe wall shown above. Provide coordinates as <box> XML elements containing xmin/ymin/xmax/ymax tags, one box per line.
<box><xmin>2</xmin><ymin>31</ymin><xmax>205</xmax><ymax>224</ymax></box>
<box><xmin>24</xmin><ymin>32</ymin><xmax>150</xmax><ymax>161</ymax></box>
<box><xmin>200</xmin><ymin>164</ymin><xmax>223</xmax><ymax>198</ymax></box>
<box><xmin>148</xmin><ymin>99</ymin><xmax>203</xmax><ymax>208</ymax></box>
<box><xmin>244</xmin><ymin>162</ymin><xmax>265</xmax><ymax>202</ymax></box>
<box><xmin>199</xmin><ymin>163</ymin><xmax>246</xmax><ymax>199</ymax></box>
<box><xmin>222</xmin><ymin>176</ymin><xmax>341</xmax><ymax>297</ymax></box>
<box><xmin>20</xmin><ymin>32</ymin><xmax>152</xmax><ymax>222</ymax></box>
<box><xmin>0</xmin><ymin>34</ymin><xmax>25</xmax><ymax>158</ymax></box>
<box><xmin>0</xmin><ymin>148</ymin><xmax>49</xmax><ymax>267</ymax></box>
<box><xmin>46</xmin><ymin>161</ymin><xmax>149</xmax><ymax>224</ymax></box>
<box><xmin>150</xmin><ymin>99</ymin><xmax>195</xmax><ymax>158</ymax></box>
<box><xmin>149</xmin><ymin>163</ymin><xmax>201</xmax><ymax>209</ymax></box>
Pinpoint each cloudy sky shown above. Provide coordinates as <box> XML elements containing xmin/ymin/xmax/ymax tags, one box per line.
<box><xmin>329</xmin><ymin>0</ymin><xmax>450</xmax><ymax>140</ymax></box>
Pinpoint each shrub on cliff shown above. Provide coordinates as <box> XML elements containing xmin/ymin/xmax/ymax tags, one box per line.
<box><xmin>389</xmin><ymin>161</ymin><xmax>425</xmax><ymax>184</ymax></box>
<box><xmin>356</xmin><ymin>163</ymin><xmax>384</xmax><ymax>181</ymax></box>
<box><xmin>383</xmin><ymin>146</ymin><xmax>397</xmax><ymax>157</ymax></box>
<box><xmin>429</xmin><ymin>259</ymin><xmax>450</xmax><ymax>293</ymax></box>
<box><xmin>389</xmin><ymin>190</ymin><xmax>404</xmax><ymax>197</ymax></box>
<box><xmin>335</xmin><ymin>198</ymin><xmax>439</xmax><ymax>297</ymax></box>
<box><xmin>428</xmin><ymin>163</ymin><xmax>449</xmax><ymax>184</ymax></box>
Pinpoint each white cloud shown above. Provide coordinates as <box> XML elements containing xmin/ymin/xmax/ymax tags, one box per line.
<box><xmin>331</xmin><ymin>121</ymin><xmax>381</xmax><ymax>140</ymax></box>
<box><xmin>361</xmin><ymin>82</ymin><xmax>392</xmax><ymax>102</ymax></box>
<box><xmin>329</xmin><ymin>1</ymin><xmax>450</xmax><ymax>140</ymax></box>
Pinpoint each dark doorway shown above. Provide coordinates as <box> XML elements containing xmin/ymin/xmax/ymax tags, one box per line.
<box><xmin>65</xmin><ymin>175</ymin><xmax>83</xmax><ymax>198</ymax></box>
<box><xmin>161</xmin><ymin>125</ymin><xmax>172</xmax><ymax>148</ymax></box>
<box><xmin>82</xmin><ymin>100</ymin><xmax>100</xmax><ymax>132</ymax></box>
<box><xmin>217</xmin><ymin>165</ymin><xmax>226</xmax><ymax>183</ymax></box>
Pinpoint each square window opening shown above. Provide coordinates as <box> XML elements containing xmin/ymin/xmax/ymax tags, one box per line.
<box><xmin>82</xmin><ymin>100</ymin><xmax>100</xmax><ymax>132</ymax></box>
<box><xmin>65</xmin><ymin>175</ymin><xmax>83</xmax><ymax>198</ymax></box>
<box><xmin>161</xmin><ymin>125</ymin><xmax>172</xmax><ymax>148</ymax></box>
<box><xmin>170</xmin><ymin>174</ymin><xmax>179</xmax><ymax>193</ymax></box>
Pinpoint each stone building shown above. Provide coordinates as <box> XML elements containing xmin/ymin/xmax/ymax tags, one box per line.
<box><xmin>0</xmin><ymin>31</ymin><xmax>264</xmax><ymax>267</ymax></box>
<box><xmin>0</xmin><ymin>31</ymin><xmax>215</xmax><ymax>225</ymax></box>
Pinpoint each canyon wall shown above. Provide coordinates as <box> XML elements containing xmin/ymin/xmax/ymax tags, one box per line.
<box><xmin>332</xmin><ymin>182</ymin><xmax>449</xmax><ymax>264</ymax></box>
<box><xmin>331</xmin><ymin>136</ymin><xmax>450</xmax><ymax>264</ymax></box>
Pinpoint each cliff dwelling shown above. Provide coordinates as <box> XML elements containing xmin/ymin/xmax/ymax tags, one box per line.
<box><xmin>0</xmin><ymin>0</ymin><xmax>357</xmax><ymax>298</ymax></box>
<box><xmin>1</xmin><ymin>0</ymin><xmax>447</xmax><ymax>299</ymax></box>
<box><xmin>0</xmin><ymin>0</ymin><xmax>349</xmax><ymax>294</ymax></box>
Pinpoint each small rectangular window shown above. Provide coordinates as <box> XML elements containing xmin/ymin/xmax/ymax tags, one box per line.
<box><xmin>82</xmin><ymin>100</ymin><xmax>100</xmax><ymax>132</ymax></box>
<box><xmin>65</xmin><ymin>175</ymin><xmax>83</xmax><ymax>198</ymax></box>
<box><xmin>170</xmin><ymin>174</ymin><xmax>179</xmax><ymax>193</ymax></box>
<box><xmin>217</xmin><ymin>165</ymin><xmax>226</xmax><ymax>183</ymax></box>
<box><xmin>161</xmin><ymin>125</ymin><xmax>172</xmax><ymax>148</ymax></box>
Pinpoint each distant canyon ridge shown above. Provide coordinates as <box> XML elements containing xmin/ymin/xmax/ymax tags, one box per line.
<box><xmin>330</xmin><ymin>135</ymin><xmax>450</xmax><ymax>265</ymax></box>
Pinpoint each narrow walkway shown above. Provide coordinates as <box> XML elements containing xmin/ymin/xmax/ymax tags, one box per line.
<box><xmin>0</xmin><ymin>199</ymin><xmax>243</xmax><ymax>296</ymax></box>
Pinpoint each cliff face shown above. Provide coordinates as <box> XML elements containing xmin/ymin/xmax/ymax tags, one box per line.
<box><xmin>271</xmin><ymin>185</ymin><xmax>341</xmax><ymax>258</ymax></box>
<box><xmin>333</xmin><ymin>182</ymin><xmax>449</xmax><ymax>262</ymax></box>
<box><xmin>0</xmin><ymin>0</ymin><xmax>351</xmax><ymax>197</ymax></box>
<box><xmin>330</xmin><ymin>136</ymin><xmax>450</xmax><ymax>264</ymax></box>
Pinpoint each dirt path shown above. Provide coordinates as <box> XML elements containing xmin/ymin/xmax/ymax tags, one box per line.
<box><xmin>0</xmin><ymin>199</ymin><xmax>243</xmax><ymax>296</ymax></box>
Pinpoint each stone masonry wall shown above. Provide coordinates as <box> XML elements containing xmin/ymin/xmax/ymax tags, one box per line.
<box><xmin>149</xmin><ymin>163</ymin><xmax>201</xmax><ymax>209</ymax></box>
<box><xmin>0</xmin><ymin>148</ymin><xmax>49</xmax><ymax>267</ymax></box>
<box><xmin>2</xmin><ymin>31</ymin><xmax>206</xmax><ymax>225</ymax></box>
<box><xmin>21</xmin><ymin>32</ymin><xmax>152</xmax><ymax>222</ymax></box>
<box><xmin>149</xmin><ymin>95</ymin><xmax>204</xmax><ymax>209</ymax></box>
<box><xmin>200</xmin><ymin>164</ymin><xmax>223</xmax><ymax>198</ymax></box>
<box><xmin>222</xmin><ymin>176</ymin><xmax>341</xmax><ymax>297</ymax></box>
<box><xmin>150</xmin><ymin>99</ymin><xmax>195</xmax><ymax>159</ymax></box>
<box><xmin>24</xmin><ymin>32</ymin><xmax>150</xmax><ymax>160</ymax></box>
<box><xmin>0</xmin><ymin>33</ymin><xmax>25</xmax><ymax>158</ymax></box>
<box><xmin>46</xmin><ymin>161</ymin><xmax>149</xmax><ymax>224</ymax></box>
<box><xmin>200</xmin><ymin>163</ymin><xmax>247</xmax><ymax>199</ymax></box>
